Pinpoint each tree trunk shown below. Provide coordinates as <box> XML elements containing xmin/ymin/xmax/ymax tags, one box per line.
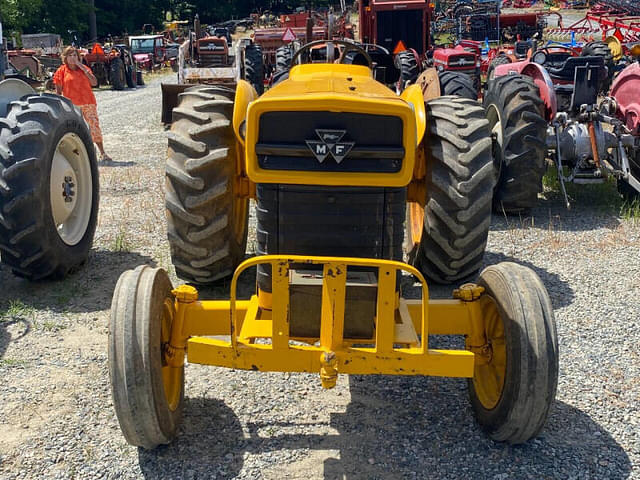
<box><xmin>88</xmin><ymin>0</ymin><xmax>97</xmax><ymax>43</ymax></box>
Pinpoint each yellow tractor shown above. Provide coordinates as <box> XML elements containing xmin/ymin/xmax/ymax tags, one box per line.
<box><xmin>109</xmin><ymin>40</ymin><xmax>558</xmax><ymax>449</ymax></box>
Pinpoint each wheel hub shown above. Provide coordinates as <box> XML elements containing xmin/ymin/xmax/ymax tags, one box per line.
<box><xmin>469</xmin><ymin>296</ymin><xmax>507</xmax><ymax>410</ymax></box>
<box><xmin>49</xmin><ymin>133</ymin><xmax>93</xmax><ymax>246</ymax></box>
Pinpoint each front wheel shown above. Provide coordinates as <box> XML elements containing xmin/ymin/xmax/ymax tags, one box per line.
<box><xmin>109</xmin><ymin>265</ymin><xmax>184</xmax><ymax>449</ymax></box>
<box><xmin>468</xmin><ymin>262</ymin><xmax>558</xmax><ymax>444</ymax></box>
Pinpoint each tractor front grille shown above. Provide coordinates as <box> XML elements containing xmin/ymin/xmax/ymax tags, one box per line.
<box><xmin>255</xmin><ymin>111</ymin><xmax>404</xmax><ymax>173</ymax></box>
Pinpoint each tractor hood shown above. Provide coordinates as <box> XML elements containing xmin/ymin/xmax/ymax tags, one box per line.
<box><xmin>243</xmin><ymin>64</ymin><xmax>419</xmax><ymax>188</ymax></box>
<box><xmin>264</xmin><ymin>63</ymin><xmax>400</xmax><ymax>99</ymax></box>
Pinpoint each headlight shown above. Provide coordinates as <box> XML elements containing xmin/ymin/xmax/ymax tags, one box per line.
<box><xmin>437</xmin><ymin>65</ymin><xmax>444</xmax><ymax>72</ymax></box>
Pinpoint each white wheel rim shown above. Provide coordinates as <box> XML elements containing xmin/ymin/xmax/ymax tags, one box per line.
<box><xmin>49</xmin><ymin>133</ymin><xmax>93</xmax><ymax>246</ymax></box>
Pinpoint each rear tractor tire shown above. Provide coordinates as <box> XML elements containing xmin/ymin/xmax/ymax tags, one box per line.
<box><xmin>109</xmin><ymin>265</ymin><xmax>184</xmax><ymax>449</ymax></box>
<box><xmin>468</xmin><ymin>262</ymin><xmax>558</xmax><ymax>444</ymax></box>
<box><xmin>166</xmin><ymin>85</ymin><xmax>249</xmax><ymax>284</ymax></box>
<box><xmin>408</xmin><ymin>96</ymin><xmax>495</xmax><ymax>284</ymax></box>
<box><xmin>244</xmin><ymin>44</ymin><xmax>264</xmax><ymax>95</ymax></box>
<box><xmin>395</xmin><ymin>50</ymin><xmax>418</xmax><ymax>92</ymax></box>
<box><xmin>110</xmin><ymin>57</ymin><xmax>126</xmax><ymax>91</ymax></box>
<box><xmin>275</xmin><ymin>44</ymin><xmax>294</xmax><ymax>73</ymax></box>
<box><xmin>125</xmin><ymin>64</ymin><xmax>137</xmax><ymax>89</ymax></box>
<box><xmin>581</xmin><ymin>41</ymin><xmax>614</xmax><ymax>92</ymax></box>
<box><xmin>0</xmin><ymin>94</ymin><xmax>99</xmax><ymax>280</ymax></box>
<box><xmin>483</xmin><ymin>74</ymin><xmax>547</xmax><ymax>213</ymax></box>
<box><xmin>487</xmin><ymin>55</ymin><xmax>511</xmax><ymax>80</ymax></box>
<box><xmin>438</xmin><ymin>70</ymin><xmax>477</xmax><ymax>100</ymax></box>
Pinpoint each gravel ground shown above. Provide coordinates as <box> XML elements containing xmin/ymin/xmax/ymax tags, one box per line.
<box><xmin>1</xmin><ymin>71</ymin><xmax>639</xmax><ymax>479</ymax></box>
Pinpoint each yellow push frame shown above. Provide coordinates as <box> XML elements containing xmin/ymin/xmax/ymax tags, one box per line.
<box><xmin>166</xmin><ymin>255</ymin><xmax>492</xmax><ymax>388</ymax></box>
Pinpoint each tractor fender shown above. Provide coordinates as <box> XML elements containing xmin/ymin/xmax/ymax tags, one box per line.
<box><xmin>400</xmin><ymin>83</ymin><xmax>426</xmax><ymax>145</ymax></box>
<box><xmin>610</xmin><ymin>62</ymin><xmax>640</xmax><ymax>135</ymax></box>
<box><xmin>0</xmin><ymin>78</ymin><xmax>36</xmax><ymax>117</ymax></box>
<box><xmin>233</xmin><ymin>79</ymin><xmax>257</xmax><ymax>146</ymax></box>
<box><xmin>493</xmin><ymin>60</ymin><xmax>557</xmax><ymax>121</ymax></box>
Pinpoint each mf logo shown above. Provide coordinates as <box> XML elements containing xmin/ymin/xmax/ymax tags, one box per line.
<box><xmin>306</xmin><ymin>129</ymin><xmax>355</xmax><ymax>164</ymax></box>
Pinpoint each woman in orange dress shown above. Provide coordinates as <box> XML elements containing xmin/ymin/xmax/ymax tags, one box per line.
<box><xmin>53</xmin><ymin>46</ymin><xmax>111</xmax><ymax>162</ymax></box>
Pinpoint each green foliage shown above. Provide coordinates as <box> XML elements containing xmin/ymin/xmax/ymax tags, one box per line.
<box><xmin>0</xmin><ymin>0</ymin><xmax>343</xmax><ymax>43</ymax></box>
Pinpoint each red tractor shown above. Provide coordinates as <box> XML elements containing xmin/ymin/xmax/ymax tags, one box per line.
<box><xmin>358</xmin><ymin>0</ymin><xmax>479</xmax><ymax>97</ymax></box>
<box><xmin>485</xmin><ymin>44</ymin><xmax>640</xmax><ymax>212</ymax></box>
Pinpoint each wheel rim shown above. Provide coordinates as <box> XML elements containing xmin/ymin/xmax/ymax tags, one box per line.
<box><xmin>160</xmin><ymin>297</ymin><xmax>183</xmax><ymax>412</ymax></box>
<box><xmin>486</xmin><ymin>104</ymin><xmax>504</xmax><ymax>183</ymax></box>
<box><xmin>471</xmin><ymin>296</ymin><xmax>507</xmax><ymax>410</ymax></box>
<box><xmin>49</xmin><ymin>132</ymin><xmax>93</xmax><ymax>246</ymax></box>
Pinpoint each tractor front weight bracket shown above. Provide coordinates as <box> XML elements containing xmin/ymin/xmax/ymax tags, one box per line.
<box><xmin>170</xmin><ymin>255</ymin><xmax>494</xmax><ymax>388</ymax></box>
<box><xmin>163</xmin><ymin>285</ymin><xmax>198</xmax><ymax>369</ymax></box>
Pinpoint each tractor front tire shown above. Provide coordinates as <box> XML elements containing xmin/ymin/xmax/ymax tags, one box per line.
<box><xmin>0</xmin><ymin>94</ymin><xmax>99</xmax><ymax>280</ymax></box>
<box><xmin>483</xmin><ymin>74</ymin><xmax>547</xmax><ymax>213</ymax></box>
<box><xmin>412</xmin><ymin>96</ymin><xmax>495</xmax><ymax>284</ymax></box>
<box><xmin>109</xmin><ymin>265</ymin><xmax>184</xmax><ymax>449</ymax></box>
<box><xmin>110</xmin><ymin>57</ymin><xmax>126</xmax><ymax>91</ymax></box>
<box><xmin>438</xmin><ymin>70</ymin><xmax>477</xmax><ymax>100</ymax></box>
<box><xmin>166</xmin><ymin>86</ymin><xmax>249</xmax><ymax>284</ymax></box>
<box><xmin>244</xmin><ymin>44</ymin><xmax>264</xmax><ymax>95</ymax></box>
<box><xmin>468</xmin><ymin>262</ymin><xmax>558</xmax><ymax>444</ymax></box>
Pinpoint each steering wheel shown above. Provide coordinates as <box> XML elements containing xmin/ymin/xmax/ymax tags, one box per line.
<box><xmin>290</xmin><ymin>40</ymin><xmax>374</xmax><ymax>69</ymax></box>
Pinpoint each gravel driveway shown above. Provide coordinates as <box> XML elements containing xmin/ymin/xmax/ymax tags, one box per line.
<box><xmin>1</xmin><ymin>72</ymin><xmax>639</xmax><ymax>479</ymax></box>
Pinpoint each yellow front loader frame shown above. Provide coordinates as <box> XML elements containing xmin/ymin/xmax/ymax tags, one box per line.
<box><xmin>165</xmin><ymin>255</ymin><xmax>491</xmax><ymax>388</ymax></box>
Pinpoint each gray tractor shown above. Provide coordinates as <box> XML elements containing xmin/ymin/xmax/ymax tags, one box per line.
<box><xmin>0</xmin><ymin>21</ymin><xmax>99</xmax><ymax>279</ymax></box>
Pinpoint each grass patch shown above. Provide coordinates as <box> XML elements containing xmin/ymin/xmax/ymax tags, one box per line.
<box><xmin>0</xmin><ymin>358</ymin><xmax>29</xmax><ymax>368</ymax></box>
<box><xmin>112</xmin><ymin>228</ymin><xmax>133</xmax><ymax>252</ymax></box>
<box><xmin>0</xmin><ymin>300</ymin><xmax>35</xmax><ymax>322</ymax></box>
<box><xmin>620</xmin><ymin>197</ymin><xmax>640</xmax><ymax>222</ymax></box>
<box><xmin>542</xmin><ymin>166</ymin><xmax>626</xmax><ymax>213</ymax></box>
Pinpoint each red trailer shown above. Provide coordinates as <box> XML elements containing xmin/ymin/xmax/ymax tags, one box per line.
<box><xmin>359</xmin><ymin>0</ymin><xmax>431</xmax><ymax>56</ymax></box>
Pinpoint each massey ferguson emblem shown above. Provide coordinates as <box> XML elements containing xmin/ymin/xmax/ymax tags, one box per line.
<box><xmin>306</xmin><ymin>129</ymin><xmax>354</xmax><ymax>163</ymax></box>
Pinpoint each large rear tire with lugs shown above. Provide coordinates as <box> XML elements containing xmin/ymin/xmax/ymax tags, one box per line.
<box><xmin>109</xmin><ymin>265</ymin><xmax>184</xmax><ymax>449</ymax></box>
<box><xmin>468</xmin><ymin>262</ymin><xmax>558</xmax><ymax>444</ymax></box>
<box><xmin>581</xmin><ymin>41</ymin><xmax>614</xmax><ymax>92</ymax></box>
<box><xmin>395</xmin><ymin>50</ymin><xmax>418</xmax><ymax>92</ymax></box>
<box><xmin>110</xmin><ymin>57</ymin><xmax>126</xmax><ymax>91</ymax></box>
<box><xmin>438</xmin><ymin>70</ymin><xmax>477</xmax><ymax>100</ymax></box>
<box><xmin>409</xmin><ymin>96</ymin><xmax>495</xmax><ymax>284</ymax></box>
<box><xmin>483</xmin><ymin>74</ymin><xmax>547</xmax><ymax>213</ymax></box>
<box><xmin>165</xmin><ymin>85</ymin><xmax>249</xmax><ymax>284</ymax></box>
<box><xmin>0</xmin><ymin>93</ymin><xmax>99</xmax><ymax>280</ymax></box>
<box><xmin>244</xmin><ymin>44</ymin><xmax>264</xmax><ymax>95</ymax></box>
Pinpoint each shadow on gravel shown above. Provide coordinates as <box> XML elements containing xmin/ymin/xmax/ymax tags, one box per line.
<box><xmin>233</xmin><ymin>374</ymin><xmax>631</xmax><ymax>479</ymax></box>
<box><xmin>138</xmin><ymin>398</ymin><xmax>244</xmax><ymax>479</ymax></box>
<box><xmin>0</xmin><ymin>318</ymin><xmax>30</xmax><ymax>360</ymax></box>
<box><xmin>483</xmin><ymin>250</ymin><xmax>574</xmax><ymax>309</ymax></box>
<box><xmin>491</xmin><ymin>199</ymin><xmax>621</xmax><ymax>234</ymax></box>
<box><xmin>400</xmin><ymin>250</ymin><xmax>574</xmax><ymax>310</ymax></box>
<box><xmin>0</xmin><ymin>248</ymin><xmax>154</xmax><ymax>314</ymax></box>
<box><xmin>97</xmin><ymin>159</ymin><xmax>137</xmax><ymax>167</ymax></box>
<box><xmin>320</xmin><ymin>375</ymin><xmax>632</xmax><ymax>479</ymax></box>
